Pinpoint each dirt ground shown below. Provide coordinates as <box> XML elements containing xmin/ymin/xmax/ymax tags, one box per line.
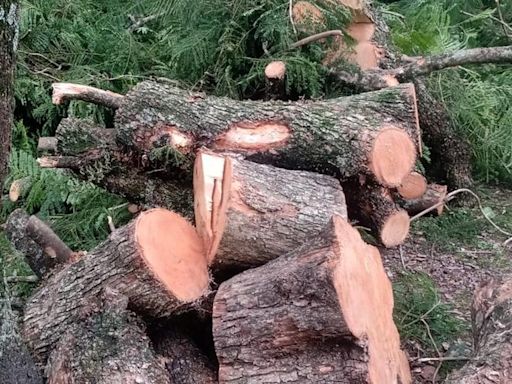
<box><xmin>381</xmin><ymin>185</ymin><xmax>512</xmax><ymax>383</ymax></box>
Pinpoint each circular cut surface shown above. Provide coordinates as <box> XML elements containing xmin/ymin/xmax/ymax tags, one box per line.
<box><xmin>398</xmin><ymin>171</ymin><xmax>427</xmax><ymax>199</ymax></box>
<box><xmin>370</xmin><ymin>127</ymin><xmax>416</xmax><ymax>187</ymax></box>
<box><xmin>265</xmin><ymin>61</ymin><xmax>286</xmax><ymax>80</ymax></box>
<box><xmin>136</xmin><ymin>209</ymin><xmax>208</xmax><ymax>301</ymax></box>
<box><xmin>380</xmin><ymin>209</ymin><xmax>410</xmax><ymax>247</ymax></box>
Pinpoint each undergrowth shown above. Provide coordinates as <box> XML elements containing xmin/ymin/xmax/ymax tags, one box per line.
<box><xmin>383</xmin><ymin>0</ymin><xmax>512</xmax><ymax>184</ymax></box>
<box><xmin>2</xmin><ymin>148</ymin><xmax>132</xmax><ymax>251</ymax></box>
<box><xmin>393</xmin><ymin>271</ymin><xmax>467</xmax><ymax>354</ymax></box>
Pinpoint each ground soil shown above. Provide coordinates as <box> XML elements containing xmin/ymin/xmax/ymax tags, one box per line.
<box><xmin>381</xmin><ymin>185</ymin><xmax>512</xmax><ymax>383</ymax></box>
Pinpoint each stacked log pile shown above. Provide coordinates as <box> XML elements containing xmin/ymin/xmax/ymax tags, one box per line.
<box><xmin>7</xmin><ymin>76</ymin><xmax>442</xmax><ymax>382</ymax></box>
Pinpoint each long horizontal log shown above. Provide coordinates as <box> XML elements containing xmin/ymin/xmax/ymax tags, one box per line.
<box><xmin>115</xmin><ymin>81</ymin><xmax>420</xmax><ymax>187</ymax></box>
<box><xmin>194</xmin><ymin>150</ymin><xmax>347</xmax><ymax>275</ymax></box>
<box><xmin>213</xmin><ymin>215</ymin><xmax>411</xmax><ymax>383</ymax></box>
<box><xmin>22</xmin><ymin>208</ymin><xmax>209</xmax><ymax>365</ymax></box>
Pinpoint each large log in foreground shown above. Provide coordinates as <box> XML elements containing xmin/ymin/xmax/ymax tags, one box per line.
<box><xmin>194</xmin><ymin>151</ymin><xmax>347</xmax><ymax>274</ymax></box>
<box><xmin>447</xmin><ymin>275</ymin><xmax>512</xmax><ymax>383</ymax></box>
<box><xmin>213</xmin><ymin>215</ymin><xmax>411</xmax><ymax>383</ymax></box>
<box><xmin>115</xmin><ymin>81</ymin><xmax>419</xmax><ymax>187</ymax></box>
<box><xmin>46</xmin><ymin>289</ymin><xmax>170</xmax><ymax>384</ymax></box>
<box><xmin>22</xmin><ymin>208</ymin><xmax>209</xmax><ymax>365</ymax></box>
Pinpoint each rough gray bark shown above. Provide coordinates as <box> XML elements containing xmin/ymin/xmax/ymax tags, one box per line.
<box><xmin>42</xmin><ymin>117</ymin><xmax>194</xmax><ymax>218</ymax></box>
<box><xmin>213</xmin><ymin>216</ymin><xmax>411</xmax><ymax>384</ymax></box>
<box><xmin>0</xmin><ymin>1</ymin><xmax>19</xmax><ymax>187</ymax></box>
<box><xmin>115</xmin><ymin>81</ymin><xmax>419</xmax><ymax>187</ymax></box>
<box><xmin>153</xmin><ymin>327</ymin><xmax>218</xmax><ymax>384</ymax></box>
<box><xmin>0</xmin><ymin>336</ymin><xmax>43</xmax><ymax>384</ymax></box>
<box><xmin>5</xmin><ymin>209</ymin><xmax>75</xmax><ymax>277</ymax></box>
<box><xmin>446</xmin><ymin>276</ymin><xmax>512</xmax><ymax>383</ymax></box>
<box><xmin>22</xmin><ymin>209</ymin><xmax>208</xmax><ymax>366</ymax></box>
<box><xmin>46</xmin><ymin>288</ymin><xmax>170</xmax><ymax>384</ymax></box>
<box><xmin>203</xmin><ymin>153</ymin><xmax>347</xmax><ymax>275</ymax></box>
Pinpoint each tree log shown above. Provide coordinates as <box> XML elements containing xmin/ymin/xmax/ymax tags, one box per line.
<box><xmin>9</xmin><ymin>176</ymin><xmax>32</xmax><ymax>202</ymax></box>
<box><xmin>400</xmin><ymin>183</ymin><xmax>448</xmax><ymax>216</ymax></box>
<box><xmin>213</xmin><ymin>215</ymin><xmax>411</xmax><ymax>384</ymax></box>
<box><xmin>5</xmin><ymin>209</ymin><xmax>75</xmax><ymax>277</ymax></box>
<box><xmin>264</xmin><ymin>61</ymin><xmax>286</xmax><ymax>100</ymax></box>
<box><xmin>0</xmin><ymin>0</ymin><xmax>19</xmax><ymax>188</ymax></box>
<box><xmin>115</xmin><ymin>81</ymin><xmax>420</xmax><ymax>187</ymax></box>
<box><xmin>52</xmin><ymin>83</ymin><xmax>123</xmax><ymax>109</ymax></box>
<box><xmin>343</xmin><ymin>179</ymin><xmax>410</xmax><ymax>247</ymax></box>
<box><xmin>46</xmin><ymin>288</ymin><xmax>170</xmax><ymax>384</ymax></box>
<box><xmin>194</xmin><ymin>151</ymin><xmax>347</xmax><ymax>275</ymax></box>
<box><xmin>446</xmin><ymin>275</ymin><xmax>512</xmax><ymax>383</ymax></box>
<box><xmin>153</xmin><ymin>327</ymin><xmax>218</xmax><ymax>384</ymax></box>
<box><xmin>22</xmin><ymin>208</ymin><xmax>210</xmax><ymax>365</ymax></box>
<box><xmin>397</xmin><ymin>171</ymin><xmax>427</xmax><ymax>199</ymax></box>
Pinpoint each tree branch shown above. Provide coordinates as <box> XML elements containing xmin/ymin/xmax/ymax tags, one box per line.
<box><xmin>330</xmin><ymin>45</ymin><xmax>512</xmax><ymax>91</ymax></box>
<box><xmin>291</xmin><ymin>30</ymin><xmax>342</xmax><ymax>49</ymax></box>
<box><xmin>52</xmin><ymin>83</ymin><xmax>124</xmax><ymax>109</ymax></box>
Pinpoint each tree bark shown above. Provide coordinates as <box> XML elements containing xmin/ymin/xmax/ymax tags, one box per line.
<box><xmin>153</xmin><ymin>327</ymin><xmax>218</xmax><ymax>384</ymax></box>
<box><xmin>21</xmin><ymin>208</ymin><xmax>210</xmax><ymax>365</ymax></box>
<box><xmin>0</xmin><ymin>336</ymin><xmax>43</xmax><ymax>384</ymax></box>
<box><xmin>213</xmin><ymin>215</ymin><xmax>411</xmax><ymax>384</ymax></box>
<box><xmin>194</xmin><ymin>151</ymin><xmax>347</xmax><ymax>275</ymax></box>
<box><xmin>41</xmin><ymin>117</ymin><xmax>194</xmax><ymax>218</ymax></box>
<box><xmin>0</xmin><ymin>0</ymin><xmax>19</xmax><ymax>187</ymax></box>
<box><xmin>446</xmin><ymin>275</ymin><xmax>512</xmax><ymax>383</ymax></box>
<box><xmin>5</xmin><ymin>209</ymin><xmax>75</xmax><ymax>277</ymax></box>
<box><xmin>46</xmin><ymin>288</ymin><xmax>170</xmax><ymax>384</ymax></box>
<box><xmin>115</xmin><ymin>81</ymin><xmax>420</xmax><ymax>187</ymax></box>
<box><xmin>343</xmin><ymin>178</ymin><xmax>410</xmax><ymax>247</ymax></box>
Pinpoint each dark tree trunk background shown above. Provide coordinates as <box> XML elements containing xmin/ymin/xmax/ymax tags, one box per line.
<box><xmin>0</xmin><ymin>0</ymin><xmax>18</xmax><ymax>187</ymax></box>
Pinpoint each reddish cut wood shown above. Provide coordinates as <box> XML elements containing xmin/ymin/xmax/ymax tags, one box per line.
<box><xmin>213</xmin><ymin>216</ymin><xmax>411</xmax><ymax>383</ymax></box>
<box><xmin>115</xmin><ymin>81</ymin><xmax>419</xmax><ymax>187</ymax></box>
<box><xmin>194</xmin><ymin>151</ymin><xmax>347</xmax><ymax>274</ymax></box>
<box><xmin>46</xmin><ymin>289</ymin><xmax>170</xmax><ymax>384</ymax></box>
<box><xmin>344</xmin><ymin>179</ymin><xmax>410</xmax><ymax>247</ymax></box>
<box><xmin>22</xmin><ymin>208</ymin><xmax>209</xmax><ymax>365</ymax></box>
<box><xmin>401</xmin><ymin>183</ymin><xmax>448</xmax><ymax>216</ymax></box>
<box><xmin>397</xmin><ymin>171</ymin><xmax>427</xmax><ymax>199</ymax></box>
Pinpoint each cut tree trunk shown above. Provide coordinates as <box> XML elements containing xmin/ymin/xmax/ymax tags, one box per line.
<box><xmin>397</xmin><ymin>171</ymin><xmax>428</xmax><ymax>199</ymax></box>
<box><xmin>0</xmin><ymin>1</ymin><xmax>19</xmax><ymax>188</ymax></box>
<box><xmin>446</xmin><ymin>275</ymin><xmax>512</xmax><ymax>383</ymax></box>
<box><xmin>153</xmin><ymin>327</ymin><xmax>218</xmax><ymax>384</ymax></box>
<box><xmin>5</xmin><ymin>209</ymin><xmax>75</xmax><ymax>277</ymax></box>
<box><xmin>115</xmin><ymin>80</ymin><xmax>420</xmax><ymax>187</ymax></box>
<box><xmin>343</xmin><ymin>179</ymin><xmax>410</xmax><ymax>247</ymax></box>
<box><xmin>400</xmin><ymin>183</ymin><xmax>448</xmax><ymax>217</ymax></box>
<box><xmin>46</xmin><ymin>288</ymin><xmax>170</xmax><ymax>384</ymax></box>
<box><xmin>264</xmin><ymin>61</ymin><xmax>286</xmax><ymax>100</ymax></box>
<box><xmin>194</xmin><ymin>151</ymin><xmax>347</xmax><ymax>275</ymax></box>
<box><xmin>9</xmin><ymin>176</ymin><xmax>32</xmax><ymax>202</ymax></box>
<box><xmin>213</xmin><ymin>215</ymin><xmax>411</xmax><ymax>384</ymax></box>
<box><xmin>21</xmin><ymin>208</ymin><xmax>210</xmax><ymax>365</ymax></box>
